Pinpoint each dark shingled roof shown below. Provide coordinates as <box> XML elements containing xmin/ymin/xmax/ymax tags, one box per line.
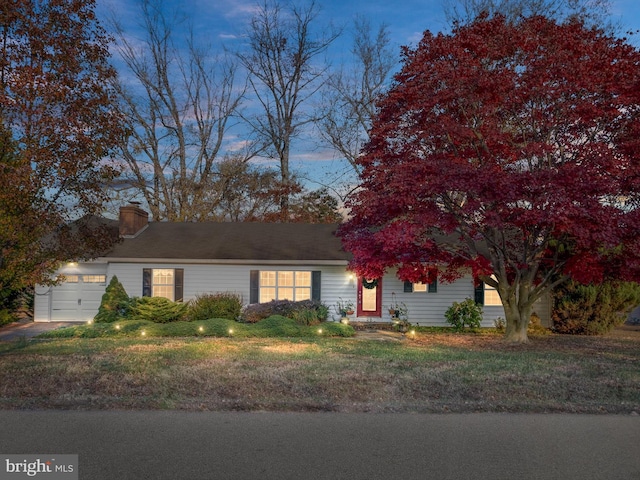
<box><xmin>104</xmin><ymin>222</ymin><xmax>351</xmax><ymax>263</ymax></box>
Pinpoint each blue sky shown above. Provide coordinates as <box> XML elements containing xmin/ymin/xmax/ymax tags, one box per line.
<box><xmin>99</xmin><ymin>0</ymin><xmax>640</xmax><ymax>49</ymax></box>
<box><xmin>96</xmin><ymin>0</ymin><xmax>640</xmax><ymax>191</ymax></box>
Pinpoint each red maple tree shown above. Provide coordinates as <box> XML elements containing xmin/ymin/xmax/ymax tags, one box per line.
<box><xmin>340</xmin><ymin>15</ymin><xmax>640</xmax><ymax>343</ymax></box>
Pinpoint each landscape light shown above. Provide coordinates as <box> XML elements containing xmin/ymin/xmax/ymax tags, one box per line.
<box><xmin>115</xmin><ymin>325</ymin><xmax>121</xmax><ymax>330</ymax></box>
<box><xmin>198</xmin><ymin>326</ymin><xmax>204</xmax><ymax>332</ymax></box>
<box><xmin>228</xmin><ymin>328</ymin><xmax>234</xmax><ymax>336</ymax></box>
<box><xmin>317</xmin><ymin>328</ymin><xmax>323</xmax><ymax>335</ymax></box>
<box><xmin>141</xmin><ymin>330</ymin><xmax>146</xmax><ymax>336</ymax></box>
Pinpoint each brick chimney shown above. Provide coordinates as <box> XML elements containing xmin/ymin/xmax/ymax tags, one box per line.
<box><xmin>119</xmin><ymin>202</ymin><xmax>149</xmax><ymax>237</ymax></box>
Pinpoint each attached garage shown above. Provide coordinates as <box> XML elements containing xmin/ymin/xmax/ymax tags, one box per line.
<box><xmin>34</xmin><ymin>265</ymin><xmax>108</xmax><ymax>322</ymax></box>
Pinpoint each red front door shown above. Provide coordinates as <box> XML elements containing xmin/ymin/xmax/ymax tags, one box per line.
<box><xmin>357</xmin><ymin>278</ymin><xmax>382</xmax><ymax>317</ymax></box>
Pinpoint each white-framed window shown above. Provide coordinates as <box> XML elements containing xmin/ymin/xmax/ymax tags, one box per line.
<box><xmin>63</xmin><ymin>275</ymin><xmax>79</xmax><ymax>283</ymax></box>
<box><xmin>143</xmin><ymin>268</ymin><xmax>184</xmax><ymax>302</ymax></box>
<box><xmin>259</xmin><ymin>271</ymin><xmax>312</xmax><ymax>302</ymax></box>
<box><xmin>152</xmin><ymin>269</ymin><xmax>175</xmax><ymax>301</ymax></box>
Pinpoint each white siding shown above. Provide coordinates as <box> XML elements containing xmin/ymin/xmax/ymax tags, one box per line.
<box><xmin>107</xmin><ymin>263</ymin><xmax>357</xmax><ymax>321</ymax></box>
<box><xmin>372</xmin><ymin>269</ymin><xmax>551</xmax><ymax>327</ymax></box>
<box><xmin>34</xmin><ymin>261</ymin><xmax>551</xmax><ymax>326</ymax></box>
<box><xmin>374</xmin><ymin>271</ymin><xmax>485</xmax><ymax>326</ymax></box>
<box><xmin>320</xmin><ymin>268</ymin><xmax>358</xmax><ymax>322</ymax></box>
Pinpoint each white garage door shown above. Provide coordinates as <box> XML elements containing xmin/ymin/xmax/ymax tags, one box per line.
<box><xmin>51</xmin><ymin>274</ymin><xmax>107</xmax><ymax>322</ymax></box>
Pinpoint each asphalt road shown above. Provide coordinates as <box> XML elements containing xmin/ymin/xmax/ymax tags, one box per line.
<box><xmin>0</xmin><ymin>411</ymin><xmax>638</xmax><ymax>480</ymax></box>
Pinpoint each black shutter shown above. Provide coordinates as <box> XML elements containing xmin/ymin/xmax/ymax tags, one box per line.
<box><xmin>403</xmin><ymin>281</ymin><xmax>413</xmax><ymax>293</ymax></box>
<box><xmin>250</xmin><ymin>270</ymin><xmax>259</xmax><ymax>304</ymax></box>
<box><xmin>311</xmin><ymin>271</ymin><xmax>321</xmax><ymax>301</ymax></box>
<box><xmin>174</xmin><ymin>268</ymin><xmax>184</xmax><ymax>302</ymax></box>
<box><xmin>428</xmin><ymin>278</ymin><xmax>438</xmax><ymax>293</ymax></box>
<box><xmin>474</xmin><ymin>282</ymin><xmax>484</xmax><ymax>305</ymax></box>
<box><xmin>142</xmin><ymin>268</ymin><xmax>152</xmax><ymax>297</ymax></box>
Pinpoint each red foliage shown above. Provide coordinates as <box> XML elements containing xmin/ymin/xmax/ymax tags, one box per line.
<box><xmin>340</xmin><ymin>15</ymin><xmax>640</xmax><ymax>292</ymax></box>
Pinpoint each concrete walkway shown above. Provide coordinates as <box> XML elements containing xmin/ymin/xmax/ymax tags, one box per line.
<box><xmin>1</xmin><ymin>411</ymin><xmax>638</xmax><ymax>480</ymax></box>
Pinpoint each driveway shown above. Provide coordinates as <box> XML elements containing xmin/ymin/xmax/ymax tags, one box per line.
<box><xmin>0</xmin><ymin>320</ymin><xmax>76</xmax><ymax>341</ymax></box>
<box><xmin>0</xmin><ymin>411</ymin><xmax>638</xmax><ymax>480</ymax></box>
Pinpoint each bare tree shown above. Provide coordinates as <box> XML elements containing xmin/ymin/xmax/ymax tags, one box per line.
<box><xmin>318</xmin><ymin>17</ymin><xmax>396</xmax><ymax>178</ymax></box>
<box><xmin>237</xmin><ymin>0</ymin><xmax>340</xmax><ymax>218</ymax></box>
<box><xmin>110</xmin><ymin>0</ymin><xmax>249</xmax><ymax>221</ymax></box>
<box><xmin>443</xmin><ymin>0</ymin><xmax>612</xmax><ymax>27</ymax></box>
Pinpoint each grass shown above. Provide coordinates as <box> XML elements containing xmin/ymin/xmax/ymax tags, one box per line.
<box><xmin>35</xmin><ymin>316</ymin><xmax>355</xmax><ymax>339</ymax></box>
<box><xmin>0</xmin><ymin>324</ymin><xmax>638</xmax><ymax>413</ymax></box>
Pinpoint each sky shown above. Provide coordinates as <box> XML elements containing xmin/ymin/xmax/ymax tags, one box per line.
<box><xmin>95</xmin><ymin>0</ymin><xmax>640</xmax><ymax>192</ymax></box>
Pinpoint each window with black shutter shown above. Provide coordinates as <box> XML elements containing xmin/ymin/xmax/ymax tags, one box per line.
<box><xmin>142</xmin><ymin>268</ymin><xmax>184</xmax><ymax>302</ymax></box>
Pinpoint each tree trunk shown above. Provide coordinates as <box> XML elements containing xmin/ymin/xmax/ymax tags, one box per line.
<box><xmin>503</xmin><ymin>301</ymin><xmax>531</xmax><ymax>344</ymax></box>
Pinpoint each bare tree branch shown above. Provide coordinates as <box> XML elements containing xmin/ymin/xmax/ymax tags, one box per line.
<box><xmin>237</xmin><ymin>0</ymin><xmax>340</xmax><ymax>218</ymax></box>
<box><xmin>110</xmin><ymin>0</ymin><xmax>250</xmax><ymax>221</ymax></box>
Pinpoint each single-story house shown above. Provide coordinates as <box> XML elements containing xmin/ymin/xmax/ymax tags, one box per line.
<box><xmin>34</xmin><ymin>204</ymin><xmax>552</xmax><ymax>326</ymax></box>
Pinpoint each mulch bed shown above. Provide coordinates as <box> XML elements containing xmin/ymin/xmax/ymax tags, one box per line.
<box><xmin>350</xmin><ymin>321</ymin><xmax>398</xmax><ymax>331</ymax></box>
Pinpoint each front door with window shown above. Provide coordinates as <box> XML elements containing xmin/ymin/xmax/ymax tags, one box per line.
<box><xmin>357</xmin><ymin>278</ymin><xmax>382</xmax><ymax>317</ymax></box>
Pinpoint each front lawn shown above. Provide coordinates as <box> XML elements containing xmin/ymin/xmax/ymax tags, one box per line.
<box><xmin>0</xmin><ymin>327</ymin><xmax>638</xmax><ymax>413</ymax></box>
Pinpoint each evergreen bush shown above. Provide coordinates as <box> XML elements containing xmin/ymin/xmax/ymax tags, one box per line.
<box><xmin>94</xmin><ymin>276</ymin><xmax>131</xmax><ymax>323</ymax></box>
<box><xmin>0</xmin><ymin>309</ymin><xmax>16</xmax><ymax>327</ymax></box>
<box><xmin>130</xmin><ymin>296</ymin><xmax>188</xmax><ymax>323</ymax></box>
<box><xmin>552</xmin><ymin>280</ymin><xmax>640</xmax><ymax>335</ymax></box>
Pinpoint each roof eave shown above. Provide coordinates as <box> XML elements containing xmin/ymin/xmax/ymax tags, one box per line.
<box><xmin>96</xmin><ymin>257</ymin><xmax>350</xmax><ymax>266</ymax></box>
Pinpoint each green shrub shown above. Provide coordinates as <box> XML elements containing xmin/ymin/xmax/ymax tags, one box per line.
<box><xmin>291</xmin><ymin>301</ymin><xmax>329</xmax><ymax>325</ymax></box>
<box><xmin>130</xmin><ymin>296</ymin><xmax>188</xmax><ymax>323</ymax></box>
<box><xmin>95</xmin><ymin>276</ymin><xmax>131</xmax><ymax>323</ymax></box>
<box><xmin>241</xmin><ymin>299</ymin><xmax>329</xmax><ymax>325</ymax></box>
<box><xmin>445</xmin><ymin>298</ymin><xmax>483</xmax><ymax>331</ymax></box>
<box><xmin>187</xmin><ymin>292</ymin><xmax>243</xmax><ymax>321</ymax></box>
<box><xmin>552</xmin><ymin>280</ymin><xmax>640</xmax><ymax>335</ymax></box>
<box><xmin>0</xmin><ymin>309</ymin><xmax>17</xmax><ymax>327</ymax></box>
<box><xmin>38</xmin><ymin>316</ymin><xmax>355</xmax><ymax>338</ymax></box>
